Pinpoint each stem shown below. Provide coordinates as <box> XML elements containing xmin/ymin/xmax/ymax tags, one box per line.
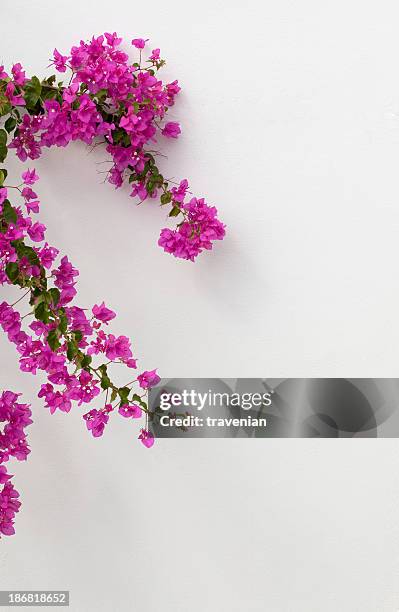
<box><xmin>10</xmin><ymin>289</ymin><xmax>30</xmax><ymax>308</ymax></box>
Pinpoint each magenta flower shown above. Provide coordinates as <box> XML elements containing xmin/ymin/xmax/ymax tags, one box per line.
<box><xmin>118</xmin><ymin>404</ymin><xmax>142</xmax><ymax>419</ymax></box>
<box><xmin>77</xmin><ymin>371</ymin><xmax>100</xmax><ymax>405</ymax></box>
<box><xmin>27</xmin><ymin>222</ymin><xmax>46</xmax><ymax>242</ymax></box>
<box><xmin>137</xmin><ymin>369</ymin><xmax>161</xmax><ymax>390</ymax></box>
<box><xmin>0</xmin><ymin>467</ymin><xmax>11</xmax><ymax>485</ymax></box>
<box><xmin>0</xmin><ymin>188</ymin><xmax>7</xmax><ymax>206</ymax></box>
<box><xmin>53</xmin><ymin>256</ymin><xmax>79</xmax><ymax>289</ymax></box>
<box><xmin>149</xmin><ymin>48</ymin><xmax>161</xmax><ymax>61</ymax></box>
<box><xmin>52</xmin><ymin>49</ymin><xmax>69</xmax><ymax>73</ymax></box>
<box><xmin>159</xmin><ymin>197</ymin><xmax>225</xmax><ymax>261</ymax></box>
<box><xmin>38</xmin><ymin>243</ymin><xmax>59</xmax><ymax>269</ymax></box>
<box><xmin>9</xmin><ymin>114</ymin><xmax>41</xmax><ymax>161</ymax></box>
<box><xmin>104</xmin><ymin>32</ymin><xmax>122</xmax><ymax>47</ymax></box>
<box><xmin>83</xmin><ymin>408</ymin><xmax>109</xmax><ymax>438</ymax></box>
<box><xmin>21</xmin><ymin>169</ymin><xmax>39</xmax><ymax>185</ymax></box>
<box><xmin>104</xmin><ymin>334</ymin><xmax>133</xmax><ymax>361</ymax></box>
<box><xmin>11</xmin><ymin>63</ymin><xmax>26</xmax><ymax>86</ymax></box>
<box><xmin>25</xmin><ymin>200</ymin><xmax>39</xmax><ymax>214</ymax></box>
<box><xmin>0</xmin><ymin>391</ymin><xmax>32</xmax><ymax>537</ymax></box>
<box><xmin>21</xmin><ymin>187</ymin><xmax>37</xmax><ymax>201</ymax></box>
<box><xmin>5</xmin><ymin>82</ymin><xmax>25</xmax><ymax>107</ymax></box>
<box><xmin>92</xmin><ymin>302</ymin><xmax>116</xmax><ymax>324</ymax></box>
<box><xmin>162</xmin><ymin>122</ymin><xmax>181</xmax><ymax>139</ymax></box>
<box><xmin>138</xmin><ymin>429</ymin><xmax>154</xmax><ymax>448</ymax></box>
<box><xmin>131</xmin><ymin>38</ymin><xmax>148</xmax><ymax>49</ymax></box>
<box><xmin>0</xmin><ymin>481</ymin><xmax>21</xmax><ymax>536</ymax></box>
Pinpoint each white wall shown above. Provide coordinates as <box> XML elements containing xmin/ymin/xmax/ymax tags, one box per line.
<box><xmin>1</xmin><ymin>1</ymin><xmax>399</xmax><ymax>610</ymax></box>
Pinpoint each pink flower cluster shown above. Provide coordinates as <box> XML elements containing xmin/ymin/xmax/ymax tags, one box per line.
<box><xmin>158</xmin><ymin>180</ymin><xmax>225</xmax><ymax>260</ymax></box>
<box><xmin>0</xmin><ymin>390</ymin><xmax>32</xmax><ymax>537</ymax></box>
<box><xmin>2</xmin><ymin>32</ymin><xmax>225</xmax><ymax>261</ymax></box>
<box><xmin>0</xmin><ymin>171</ymin><xmax>158</xmax><ymax>450</ymax></box>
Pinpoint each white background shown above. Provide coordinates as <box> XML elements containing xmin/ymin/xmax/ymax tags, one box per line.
<box><xmin>1</xmin><ymin>1</ymin><xmax>399</xmax><ymax>610</ymax></box>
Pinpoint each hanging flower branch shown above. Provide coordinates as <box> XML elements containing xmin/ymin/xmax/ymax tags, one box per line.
<box><xmin>0</xmin><ymin>33</ymin><xmax>225</xmax><ymax>537</ymax></box>
<box><xmin>1</xmin><ymin>32</ymin><xmax>225</xmax><ymax>260</ymax></box>
<box><xmin>0</xmin><ymin>390</ymin><xmax>32</xmax><ymax>536</ymax></box>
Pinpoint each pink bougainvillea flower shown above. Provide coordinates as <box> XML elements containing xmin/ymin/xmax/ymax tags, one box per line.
<box><xmin>0</xmin><ymin>481</ymin><xmax>21</xmax><ymax>536</ymax></box>
<box><xmin>11</xmin><ymin>63</ymin><xmax>26</xmax><ymax>86</ymax></box>
<box><xmin>149</xmin><ymin>48</ymin><xmax>161</xmax><ymax>61</ymax></box>
<box><xmin>0</xmin><ymin>391</ymin><xmax>32</xmax><ymax>537</ymax></box>
<box><xmin>138</xmin><ymin>429</ymin><xmax>154</xmax><ymax>448</ymax></box>
<box><xmin>118</xmin><ymin>404</ymin><xmax>142</xmax><ymax>419</ymax></box>
<box><xmin>21</xmin><ymin>169</ymin><xmax>39</xmax><ymax>185</ymax></box>
<box><xmin>77</xmin><ymin>371</ymin><xmax>100</xmax><ymax>405</ymax></box>
<box><xmin>104</xmin><ymin>334</ymin><xmax>133</xmax><ymax>361</ymax></box>
<box><xmin>83</xmin><ymin>407</ymin><xmax>110</xmax><ymax>437</ymax></box>
<box><xmin>21</xmin><ymin>187</ymin><xmax>37</xmax><ymax>201</ymax></box>
<box><xmin>92</xmin><ymin>302</ymin><xmax>116</xmax><ymax>324</ymax></box>
<box><xmin>137</xmin><ymin>369</ymin><xmax>161</xmax><ymax>390</ymax></box>
<box><xmin>52</xmin><ymin>49</ymin><xmax>69</xmax><ymax>73</ymax></box>
<box><xmin>5</xmin><ymin>82</ymin><xmax>25</xmax><ymax>107</ymax></box>
<box><xmin>25</xmin><ymin>200</ymin><xmax>40</xmax><ymax>214</ymax></box>
<box><xmin>0</xmin><ymin>466</ymin><xmax>11</xmax><ymax>485</ymax></box>
<box><xmin>38</xmin><ymin>243</ymin><xmax>59</xmax><ymax>269</ymax></box>
<box><xmin>27</xmin><ymin>222</ymin><xmax>46</xmax><ymax>242</ymax></box>
<box><xmin>53</xmin><ymin>256</ymin><xmax>79</xmax><ymax>289</ymax></box>
<box><xmin>131</xmin><ymin>38</ymin><xmax>148</xmax><ymax>49</ymax></box>
<box><xmin>162</xmin><ymin>122</ymin><xmax>181</xmax><ymax>139</ymax></box>
<box><xmin>0</xmin><ymin>188</ymin><xmax>7</xmax><ymax>206</ymax></box>
<box><xmin>104</xmin><ymin>32</ymin><xmax>123</xmax><ymax>47</ymax></box>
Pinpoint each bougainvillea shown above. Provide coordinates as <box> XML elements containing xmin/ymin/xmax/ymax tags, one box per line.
<box><xmin>0</xmin><ymin>33</ymin><xmax>225</xmax><ymax>536</ymax></box>
<box><xmin>0</xmin><ymin>391</ymin><xmax>32</xmax><ymax>536</ymax></box>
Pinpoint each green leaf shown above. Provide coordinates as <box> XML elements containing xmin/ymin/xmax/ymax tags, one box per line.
<box><xmin>58</xmin><ymin>312</ymin><xmax>68</xmax><ymax>333</ymax></box>
<box><xmin>110</xmin><ymin>388</ymin><xmax>118</xmax><ymax>402</ymax></box>
<box><xmin>0</xmin><ymin>129</ymin><xmax>7</xmax><ymax>163</ymax></box>
<box><xmin>41</xmin><ymin>87</ymin><xmax>58</xmax><ymax>101</ymax></box>
<box><xmin>118</xmin><ymin>387</ymin><xmax>130</xmax><ymax>403</ymax></box>
<box><xmin>47</xmin><ymin>329</ymin><xmax>61</xmax><ymax>351</ymax></box>
<box><xmin>95</xmin><ymin>89</ymin><xmax>108</xmax><ymax>102</ymax></box>
<box><xmin>66</xmin><ymin>340</ymin><xmax>78</xmax><ymax>361</ymax></box>
<box><xmin>23</xmin><ymin>246</ymin><xmax>40</xmax><ymax>266</ymax></box>
<box><xmin>0</xmin><ymin>168</ymin><xmax>7</xmax><ymax>186</ymax></box>
<box><xmin>12</xmin><ymin>240</ymin><xmax>40</xmax><ymax>265</ymax></box>
<box><xmin>72</xmin><ymin>330</ymin><xmax>83</xmax><ymax>343</ymax></box>
<box><xmin>81</xmin><ymin>354</ymin><xmax>92</xmax><ymax>369</ymax></box>
<box><xmin>4</xmin><ymin>116</ymin><xmax>16</xmax><ymax>134</ymax></box>
<box><xmin>131</xmin><ymin>393</ymin><xmax>148</xmax><ymax>409</ymax></box>
<box><xmin>0</xmin><ymin>99</ymin><xmax>12</xmax><ymax>117</ymax></box>
<box><xmin>5</xmin><ymin>261</ymin><xmax>19</xmax><ymax>283</ymax></box>
<box><xmin>100</xmin><ymin>375</ymin><xmax>111</xmax><ymax>390</ymax></box>
<box><xmin>48</xmin><ymin>287</ymin><xmax>60</xmax><ymax>306</ymax></box>
<box><xmin>34</xmin><ymin>301</ymin><xmax>49</xmax><ymax>323</ymax></box>
<box><xmin>146</xmin><ymin>181</ymin><xmax>154</xmax><ymax>195</ymax></box>
<box><xmin>2</xmin><ymin>200</ymin><xmax>17</xmax><ymax>224</ymax></box>
<box><xmin>160</xmin><ymin>192</ymin><xmax>172</xmax><ymax>205</ymax></box>
<box><xmin>23</xmin><ymin>76</ymin><xmax>42</xmax><ymax>109</ymax></box>
<box><xmin>45</xmin><ymin>75</ymin><xmax>56</xmax><ymax>86</ymax></box>
<box><xmin>98</xmin><ymin>365</ymin><xmax>111</xmax><ymax>389</ymax></box>
<box><xmin>169</xmin><ymin>206</ymin><xmax>181</xmax><ymax>217</ymax></box>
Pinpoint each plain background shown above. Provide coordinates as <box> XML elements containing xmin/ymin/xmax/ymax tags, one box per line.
<box><xmin>1</xmin><ymin>1</ymin><xmax>399</xmax><ymax>610</ymax></box>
